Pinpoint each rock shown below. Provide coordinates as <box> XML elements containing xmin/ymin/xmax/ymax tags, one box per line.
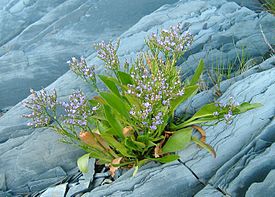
<box><xmin>0</xmin><ymin>0</ymin><xmax>179</xmax><ymax>110</ymax></box>
<box><xmin>246</xmin><ymin>170</ymin><xmax>275</xmax><ymax>197</ymax></box>
<box><xmin>0</xmin><ymin>174</ymin><xmax>6</xmax><ymax>191</ymax></box>
<box><xmin>28</xmin><ymin>177</ymin><xmax>66</xmax><ymax>193</ymax></box>
<box><xmin>83</xmin><ymin>161</ymin><xmax>204</xmax><ymax>197</ymax></box>
<box><xmin>66</xmin><ymin>158</ymin><xmax>95</xmax><ymax>196</ymax></box>
<box><xmin>0</xmin><ymin>191</ymin><xmax>12</xmax><ymax>197</ymax></box>
<box><xmin>195</xmin><ymin>185</ymin><xmax>224</xmax><ymax>197</ymax></box>
<box><xmin>40</xmin><ymin>183</ymin><xmax>67</xmax><ymax>197</ymax></box>
<box><xmin>66</xmin><ymin>180</ymin><xmax>90</xmax><ymax>197</ymax></box>
<box><xmin>82</xmin><ymin>158</ymin><xmax>96</xmax><ymax>183</ymax></box>
<box><xmin>0</xmin><ymin>0</ymin><xmax>274</xmax><ymax>195</ymax></box>
<box><xmin>230</xmin><ymin>0</ymin><xmax>263</xmax><ymax>12</ymax></box>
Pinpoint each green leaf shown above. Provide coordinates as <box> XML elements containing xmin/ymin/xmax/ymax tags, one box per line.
<box><xmin>124</xmin><ymin>137</ymin><xmax>146</xmax><ymax>151</ymax></box>
<box><xmin>234</xmin><ymin>102</ymin><xmax>262</xmax><ymax>113</ymax></box>
<box><xmin>133</xmin><ymin>166</ymin><xmax>139</xmax><ymax>176</ymax></box>
<box><xmin>190</xmin><ymin>59</ymin><xmax>204</xmax><ymax>85</ymax></box>
<box><xmin>162</xmin><ymin>128</ymin><xmax>192</xmax><ymax>154</ymax></box>
<box><xmin>100</xmin><ymin>92</ymin><xmax>130</xmax><ymax>120</ymax></box>
<box><xmin>170</xmin><ymin>85</ymin><xmax>198</xmax><ymax>113</ymax></box>
<box><xmin>101</xmin><ymin>133</ymin><xmax>134</xmax><ymax>157</ymax></box>
<box><xmin>187</xmin><ymin>103</ymin><xmax>220</xmax><ymax>123</ymax></box>
<box><xmin>89</xmin><ymin>99</ymin><xmax>100</xmax><ymax>106</ymax></box>
<box><xmin>192</xmin><ymin>136</ymin><xmax>216</xmax><ymax>157</ymax></box>
<box><xmin>103</xmin><ymin>105</ymin><xmax>123</xmax><ymax>138</ymax></box>
<box><xmin>77</xmin><ymin>153</ymin><xmax>90</xmax><ymax>173</ymax></box>
<box><xmin>149</xmin><ymin>154</ymin><xmax>180</xmax><ymax>163</ymax></box>
<box><xmin>117</xmin><ymin>71</ymin><xmax>133</xmax><ymax>85</ymax></box>
<box><xmin>99</xmin><ymin>75</ymin><xmax>120</xmax><ymax>97</ymax></box>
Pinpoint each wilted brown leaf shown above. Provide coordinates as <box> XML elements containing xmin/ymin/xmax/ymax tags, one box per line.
<box><xmin>191</xmin><ymin>125</ymin><xmax>206</xmax><ymax>143</ymax></box>
<box><xmin>122</xmin><ymin>126</ymin><xmax>133</xmax><ymax>137</ymax></box>
<box><xmin>109</xmin><ymin>157</ymin><xmax>123</xmax><ymax>177</ymax></box>
<box><xmin>79</xmin><ymin>131</ymin><xmax>104</xmax><ymax>151</ymax></box>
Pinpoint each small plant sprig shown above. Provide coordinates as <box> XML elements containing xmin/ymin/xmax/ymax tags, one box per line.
<box><xmin>23</xmin><ymin>25</ymin><xmax>261</xmax><ymax>176</ymax></box>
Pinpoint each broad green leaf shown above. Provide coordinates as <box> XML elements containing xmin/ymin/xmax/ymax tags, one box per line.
<box><xmin>124</xmin><ymin>137</ymin><xmax>145</xmax><ymax>151</ymax></box>
<box><xmin>89</xmin><ymin>99</ymin><xmax>100</xmax><ymax>106</ymax></box>
<box><xmin>77</xmin><ymin>153</ymin><xmax>90</xmax><ymax>173</ymax></box>
<box><xmin>234</xmin><ymin>102</ymin><xmax>262</xmax><ymax>113</ymax></box>
<box><xmin>190</xmin><ymin>59</ymin><xmax>204</xmax><ymax>85</ymax></box>
<box><xmin>100</xmin><ymin>92</ymin><xmax>130</xmax><ymax>120</ymax></box>
<box><xmin>192</xmin><ymin>136</ymin><xmax>216</xmax><ymax>157</ymax></box>
<box><xmin>117</xmin><ymin>71</ymin><xmax>133</xmax><ymax>85</ymax></box>
<box><xmin>103</xmin><ymin>105</ymin><xmax>123</xmax><ymax>138</ymax></box>
<box><xmin>149</xmin><ymin>154</ymin><xmax>180</xmax><ymax>163</ymax></box>
<box><xmin>162</xmin><ymin>128</ymin><xmax>192</xmax><ymax>154</ymax></box>
<box><xmin>101</xmin><ymin>133</ymin><xmax>134</xmax><ymax>157</ymax></box>
<box><xmin>187</xmin><ymin>103</ymin><xmax>219</xmax><ymax>122</ymax></box>
<box><xmin>170</xmin><ymin>85</ymin><xmax>198</xmax><ymax>113</ymax></box>
<box><xmin>99</xmin><ymin>75</ymin><xmax>120</xmax><ymax>97</ymax></box>
<box><xmin>131</xmin><ymin>138</ymin><xmax>146</xmax><ymax>149</ymax></box>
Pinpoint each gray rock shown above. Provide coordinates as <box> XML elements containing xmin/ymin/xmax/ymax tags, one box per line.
<box><xmin>0</xmin><ymin>0</ymin><xmax>179</xmax><ymax>110</ymax></box>
<box><xmin>82</xmin><ymin>158</ymin><xmax>95</xmax><ymax>183</ymax></box>
<box><xmin>0</xmin><ymin>191</ymin><xmax>12</xmax><ymax>197</ymax></box>
<box><xmin>83</xmin><ymin>161</ymin><xmax>204</xmax><ymax>197</ymax></box>
<box><xmin>66</xmin><ymin>158</ymin><xmax>95</xmax><ymax>196</ymax></box>
<box><xmin>0</xmin><ymin>0</ymin><xmax>274</xmax><ymax>195</ymax></box>
<box><xmin>66</xmin><ymin>180</ymin><xmax>90</xmax><ymax>197</ymax></box>
<box><xmin>195</xmin><ymin>185</ymin><xmax>225</xmax><ymax>197</ymax></box>
<box><xmin>246</xmin><ymin>170</ymin><xmax>275</xmax><ymax>197</ymax></box>
<box><xmin>0</xmin><ymin>174</ymin><xmax>6</xmax><ymax>191</ymax></box>
<box><xmin>40</xmin><ymin>183</ymin><xmax>67</xmax><ymax>197</ymax></box>
<box><xmin>28</xmin><ymin>177</ymin><xmax>66</xmax><ymax>193</ymax></box>
<box><xmin>230</xmin><ymin>0</ymin><xmax>263</xmax><ymax>12</ymax></box>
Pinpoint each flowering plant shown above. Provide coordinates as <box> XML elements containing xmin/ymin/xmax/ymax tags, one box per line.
<box><xmin>24</xmin><ymin>25</ymin><xmax>261</xmax><ymax>176</ymax></box>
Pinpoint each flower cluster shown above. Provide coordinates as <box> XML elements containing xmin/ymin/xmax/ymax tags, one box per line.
<box><xmin>62</xmin><ymin>90</ymin><xmax>91</xmax><ymax>126</ymax></box>
<box><xmin>23</xmin><ymin>89</ymin><xmax>57</xmax><ymax>127</ymax></box>
<box><xmin>148</xmin><ymin>24</ymin><xmax>193</xmax><ymax>56</ymax></box>
<box><xmin>67</xmin><ymin>57</ymin><xmax>96</xmax><ymax>82</ymax></box>
<box><xmin>95</xmin><ymin>40</ymin><xmax>119</xmax><ymax>70</ymax></box>
<box><xmin>127</xmin><ymin>58</ymin><xmax>183</xmax><ymax>132</ymax></box>
<box><xmin>213</xmin><ymin>96</ymin><xmax>240</xmax><ymax>122</ymax></box>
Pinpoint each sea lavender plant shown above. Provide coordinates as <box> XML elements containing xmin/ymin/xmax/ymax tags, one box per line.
<box><xmin>24</xmin><ymin>24</ymin><xmax>261</xmax><ymax>176</ymax></box>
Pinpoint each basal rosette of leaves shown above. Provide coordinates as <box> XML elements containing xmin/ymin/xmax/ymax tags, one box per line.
<box><xmin>23</xmin><ymin>25</ymin><xmax>261</xmax><ymax>176</ymax></box>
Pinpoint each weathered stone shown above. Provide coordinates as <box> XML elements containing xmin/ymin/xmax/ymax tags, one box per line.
<box><xmin>195</xmin><ymin>185</ymin><xmax>224</xmax><ymax>197</ymax></box>
<box><xmin>0</xmin><ymin>174</ymin><xmax>6</xmax><ymax>191</ymax></box>
<box><xmin>83</xmin><ymin>161</ymin><xmax>204</xmax><ymax>197</ymax></box>
<box><xmin>0</xmin><ymin>0</ymin><xmax>179</xmax><ymax>109</ymax></box>
<box><xmin>82</xmin><ymin>158</ymin><xmax>95</xmax><ymax>183</ymax></box>
<box><xmin>246</xmin><ymin>170</ymin><xmax>275</xmax><ymax>197</ymax></box>
<box><xmin>40</xmin><ymin>183</ymin><xmax>67</xmax><ymax>197</ymax></box>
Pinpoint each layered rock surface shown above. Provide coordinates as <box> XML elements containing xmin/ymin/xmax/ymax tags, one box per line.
<box><xmin>0</xmin><ymin>0</ymin><xmax>178</xmax><ymax>109</ymax></box>
<box><xmin>0</xmin><ymin>0</ymin><xmax>274</xmax><ymax>196</ymax></box>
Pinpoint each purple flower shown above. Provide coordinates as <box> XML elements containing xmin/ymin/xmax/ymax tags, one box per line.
<box><xmin>62</xmin><ymin>90</ymin><xmax>91</xmax><ymax>127</ymax></box>
<box><xmin>68</xmin><ymin>57</ymin><xmax>96</xmax><ymax>81</ymax></box>
<box><xmin>23</xmin><ymin>89</ymin><xmax>57</xmax><ymax>127</ymax></box>
<box><xmin>95</xmin><ymin>40</ymin><xmax>119</xmax><ymax>70</ymax></box>
<box><xmin>150</xmin><ymin>125</ymin><xmax>157</xmax><ymax>131</ymax></box>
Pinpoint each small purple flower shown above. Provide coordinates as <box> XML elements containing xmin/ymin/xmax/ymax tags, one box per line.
<box><xmin>62</xmin><ymin>90</ymin><xmax>91</xmax><ymax>127</ymax></box>
<box><xmin>143</xmin><ymin>102</ymin><xmax>151</xmax><ymax>108</ymax></box>
<box><xmin>213</xmin><ymin>111</ymin><xmax>219</xmax><ymax>116</ymax></box>
<box><xmin>23</xmin><ymin>88</ymin><xmax>57</xmax><ymax>127</ymax></box>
